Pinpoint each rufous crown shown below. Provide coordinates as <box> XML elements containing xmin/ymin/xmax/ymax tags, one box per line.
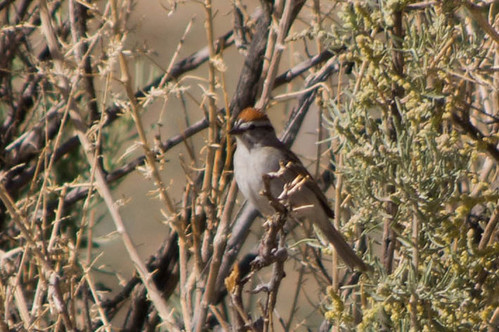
<box><xmin>236</xmin><ymin>107</ymin><xmax>269</xmax><ymax>122</ymax></box>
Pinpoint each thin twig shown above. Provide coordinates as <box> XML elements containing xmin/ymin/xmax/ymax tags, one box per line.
<box><xmin>256</xmin><ymin>0</ymin><xmax>294</xmax><ymax>110</ymax></box>
<box><xmin>0</xmin><ymin>185</ymin><xmax>75</xmax><ymax>331</ymax></box>
<box><xmin>332</xmin><ymin>155</ymin><xmax>342</xmax><ymax>291</ymax></box>
<box><xmin>478</xmin><ymin>206</ymin><xmax>499</xmax><ymax>250</ymax></box>
<box><xmin>196</xmin><ymin>181</ymin><xmax>238</xmax><ymax>331</ymax></box>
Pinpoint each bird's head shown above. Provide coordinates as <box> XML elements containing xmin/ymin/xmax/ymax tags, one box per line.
<box><xmin>229</xmin><ymin>107</ymin><xmax>277</xmax><ymax>147</ymax></box>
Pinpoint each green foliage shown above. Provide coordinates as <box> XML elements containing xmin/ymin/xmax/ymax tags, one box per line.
<box><xmin>321</xmin><ymin>1</ymin><xmax>498</xmax><ymax>330</ymax></box>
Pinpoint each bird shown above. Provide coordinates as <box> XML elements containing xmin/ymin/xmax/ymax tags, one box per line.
<box><xmin>230</xmin><ymin>107</ymin><xmax>368</xmax><ymax>271</ymax></box>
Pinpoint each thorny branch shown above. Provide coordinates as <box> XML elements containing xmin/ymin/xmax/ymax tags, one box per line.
<box><xmin>226</xmin><ymin>162</ymin><xmax>292</xmax><ymax>331</ymax></box>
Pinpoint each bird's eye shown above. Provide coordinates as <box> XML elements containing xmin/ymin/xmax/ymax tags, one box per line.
<box><xmin>247</xmin><ymin>123</ymin><xmax>256</xmax><ymax>130</ymax></box>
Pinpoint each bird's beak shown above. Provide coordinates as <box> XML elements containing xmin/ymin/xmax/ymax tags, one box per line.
<box><xmin>229</xmin><ymin>126</ymin><xmax>242</xmax><ymax>135</ymax></box>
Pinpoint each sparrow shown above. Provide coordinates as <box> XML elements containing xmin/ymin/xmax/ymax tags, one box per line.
<box><xmin>230</xmin><ymin>107</ymin><xmax>367</xmax><ymax>271</ymax></box>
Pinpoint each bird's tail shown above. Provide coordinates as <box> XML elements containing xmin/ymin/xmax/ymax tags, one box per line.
<box><xmin>315</xmin><ymin>219</ymin><xmax>368</xmax><ymax>272</ymax></box>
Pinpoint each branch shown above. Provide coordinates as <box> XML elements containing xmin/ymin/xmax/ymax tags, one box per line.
<box><xmin>3</xmin><ymin>30</ymin><xmax>235</xmax><ymax>193</ymax></box>
<box><xmin>451</xmin><ymin>111</ymin><xmax>499</xmax><ymax>163</ymax></box>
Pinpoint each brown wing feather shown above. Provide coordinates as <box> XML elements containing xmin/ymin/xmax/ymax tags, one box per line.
<box><xmin>282</xmin><ymin>148</ymin><xmax>335</xmax><ymax>219</ymax></box>
<box><xmin>268</xmin><ymin>142</ymin><xmax>368</xmax><ymax>271</ymax></box>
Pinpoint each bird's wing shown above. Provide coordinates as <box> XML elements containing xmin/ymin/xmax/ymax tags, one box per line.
<box><xmin>277</xmin><ymin>145</ymin><xmax>335</xmax><ymax>219</ymax></box>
